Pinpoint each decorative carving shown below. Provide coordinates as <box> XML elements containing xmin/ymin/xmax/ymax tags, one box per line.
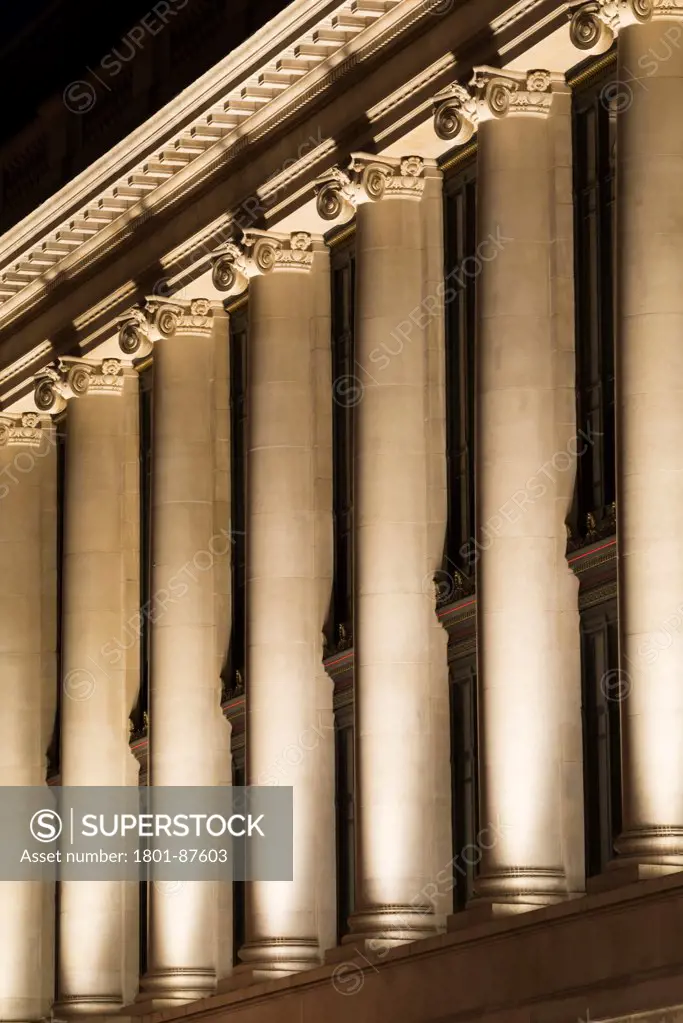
<box><xmin>117</xmin><ymin>298</ymin><xmax>215</xmax><ymax>353</ymax></box>
<box><xmin>350</xmin><ymin>153</ymin><xmax>425</xmax><ymax>202</ymax></box>
<box><xmin>34</xmin><ymin>367</ymin><xmax>68</xmax><ymax>413</ymax></box>
<box><xmin>144</xmin><ymin>299</ymin><xmax>183</xmax><ymax>337</ymax></box>
<box><xmin>335</xmin><ymin>622</ymin><xmax>353</xmax><ymax>652</ymax></box>
<box><xmin>222</xmin><ymin>669</ymin><xmax>245</xmax><ymax>703</ymax></box>
<box><xmin>315</xmin><ymin>167</ymin><xmax>356</xmax><ymax>222</ymax></box>
<box><xmin>118</xmin><ymin>308</ymin><xmax>153</xmax><ymax>358</ymax></box>
<box><xmin>433</xmin><ymin>83</ymin><xmax>479</xmax><ymax>143</ymax></box>
<box><xmin>243</xmin><ymin>229</ymin><xmax>314</xmax><ymax>274</ymax></box>
<box><xmin>654</xmin><ymin>0</ymin><xmax>683</xmax><ymax>14</ymax></box>
<box><xmin>434</xmin><ymin>567</ymin><xmax>476</xmax><ymax>608</ymax></box>
<box><xmin>314</xmin><ymin>154</ymin><xmax>426</xmax><ymax>222</ymax></box>
<box><xmin>568</xmin><ymin>0</ymin><xmax>652</xmax><ymax>51</ymax></box>
<box><xmin>211</xmin><ymin>242</ymin><xmax>249</xmax><ymax>295</ymax></box>
<box><xmin>566</xmin><ymin>501</ymin><xmax>617</xmax><ymax>554</ymax></box>
<box><xmin>472</xmin><ymin>67</ymin><xmax>557</xmax><ymax>117</ymax></box>
<box><xmin>0</xmin><ymin>412</ymin><xmax>46</xmax><ymax>448</ymax></box>
<box><xmin>33</xmin><ymin>358</ymin><xmax>123</xmax><ymax>410</ymax></box>
<box><xmin>433</xmin><ymin>68</ymin><xmax>561</xmax><ymax>141</ymax></box>
<box><xmin>174</xmin><ymin>297</ymin><xmax>213</xmax><ymax>335</ymax></box>
<box><xmin>129</xmin><ymin>711</ymin><xmax>149</xmax><ymax>743</ymax></box>
<box><xmin>211</xmin><ymin>232</ymin><xmax>315</xmax><ymax>292</ymax></box>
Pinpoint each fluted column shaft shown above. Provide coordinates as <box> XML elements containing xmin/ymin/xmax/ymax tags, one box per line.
<box><xmin>54</xmin><ymin>361</ymin><xmax>141</xmax><ymax>1014</ymax></box>
<box><xmin>0</xmin><ymin>415</ymin><xmax>57</xmax><ymax>1023</ymax></box>
<box><xmin>614</xmin><ymin>12</ymin><xmax>683</xmax><ymax>863</ymax></box>
<box><xmin>239</xmin><ymin>234</ymin><xmax>332</xmax><ymax>978</ymax></box>
<box><xmin>140</xmin><ymin>301</ymin><xmax>229</xmax><ymax>1007</ymax></box>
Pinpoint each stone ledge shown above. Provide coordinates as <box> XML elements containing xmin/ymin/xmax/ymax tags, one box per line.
<box><xmin>139</xmin><ymin>871</ymin><xmax>683</xmax><ymax>1023</ymax></box>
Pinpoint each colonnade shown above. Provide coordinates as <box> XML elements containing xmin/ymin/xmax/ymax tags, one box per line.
<box><xmin>0</xmin><ymin>2</ymin><xmax>682</xmax><ymax>1016</ymax></box>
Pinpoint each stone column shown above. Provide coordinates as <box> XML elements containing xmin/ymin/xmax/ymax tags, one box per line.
<box><xmin>316</xmin><ymin>155</ymin><xmax>442</xmax><ymax>946</ymax></box>
<box><xmin>121</xmin><ymin>299</ymin><xmax>231</xmax><ymax>1008</ymax></box>
<box><xmin>33</xmin><ymin>357</ymin><xmax>141</xmax><ymax>1015</ymax></box>
<box><xmin>211</xmin><ymin>308</ymin><xmax>235</xmax><ymax>986</ymax></box>
<box><xmin>434</xmin><ymin>69</ymin><xmax>575</xmax><ymax>911</ymax></box>
<box><xmin>212</xmin><ymin>230</ymin><xmax>334</xmax><ymax>978</ymax></box>
<box><xmin>421</xmin><ymin>168</ymin><xmax>454</xmax><ymax>927</ymax></box>
<box><xmin>570</xmin><ymin>0</ymin><xmax>683</xmax><ymax>871</ymax></box>
<box><xmin>0</xmin><ymin>412</ymin><xmax>57</xmax><ymax>1023</ymax></box>
<box><xmin>310</xmin><ymin>241</ymin><xmax>337</xmax><ymax>957</ymax></box>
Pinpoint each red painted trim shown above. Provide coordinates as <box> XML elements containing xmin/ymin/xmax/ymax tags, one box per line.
<box><xmin>437</xmin><ymin>597</ymin><xmax>476</xmax><ymax>618</ymax></box>
<box><xmin>567</xmin><ymin>538</ymin><xmax>617</xmax><ymax>564</ymax></box>
<box><xmin>325</xmin><ymin>651</ymin><xmax>354</xmax><ymax>668</ymax></box>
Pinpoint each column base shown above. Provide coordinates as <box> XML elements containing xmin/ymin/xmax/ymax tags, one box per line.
<box><xmin>53</xmin><ymin>996</ymin><xmax>124</xmax><ymax>1018</ymax></box>
<box><xmin>236</xmin><ymin>939</ymin><xmax>320</xmax><ymax>981</ymax></box>
<box><xmin>472</xmin><ymin>867</ymin><xmax>568</xmax><ymax>905</ymax></box>
<box><xmin>134</xmin><ymin>969</ymin><xmax>216</xmax><ymax>1011</ymax></box>
<box><xmin>614</xmin><ymin>827</ymin><xmax>683</xmax><ymax>866</ymax></box>
<box><xmin>343</xmin><ymin>905</ymin><xmax>438</xmax><ymax>947</ymax></box>
<box><xmin>587</xmin><ymin>861</ymin><xmax>683</xmax><ymax>895</ymax></box>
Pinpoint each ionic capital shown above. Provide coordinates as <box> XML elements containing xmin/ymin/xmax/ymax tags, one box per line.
<box><xmin>34</xmin><ymin>358</ymin><xmax>124</xmax><ymax>412</ymax></box>
<box><xmin>0</xmin><ymin>412</ymin><xmax>50</xmax><ymax>448</ymax></box>
<box><xmin>118</xmin><ymin>307</ymin><xmax>154</xmax><ymax>359</ymax></box>
<box><xmin>211</xmin><ymin>231</ymin><xmax>314</xmax><ymax>295</ymax></box>
<box><xmin>433</xmin><ymin>68</ymin><xmax>563</xmax><ymax>142</ymax></box>
<box><xmin>117</xmin><ymin>297</ymin><xmax>214</xmax><ymax>356</ymax></box>
<box><xmin>315</xmin><ymin>154</ymin><xmax>425</xmax><ymax>224</ymax></box>
<box><xmin>568</xmin><ymin>0</ymin><xmax>653</xmax><ymax>51</ymax></box>
<box><xmin>211</xmin><ymin>242</ymin><xmax>250</xmax><ymax>295</ymax></box>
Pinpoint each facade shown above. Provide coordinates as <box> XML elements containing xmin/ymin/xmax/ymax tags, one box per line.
<box><xmin>1</xmin><ymin>1</ymin><xmax>683</xmax><ymax>1023</ymax></box>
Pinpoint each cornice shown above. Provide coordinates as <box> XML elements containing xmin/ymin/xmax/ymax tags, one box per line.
<box><xmin>0</xmin><ymin>0</ymin><xmax>403</xmax><ymax>317</ymax></box>
<box><xmin>0</xmin><ymin>0</ymin><xmax>577</xmax><ymax>404</ymax></box>
<box><xmin>0</xmin><ymin>1</ymin><xmax>573</xmax><ymax>331</ymax></box>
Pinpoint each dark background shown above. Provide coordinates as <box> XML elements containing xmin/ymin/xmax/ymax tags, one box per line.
<box><xmin>0</xmin><ymin>0</ymin><xmax>291</xmax><ymax>141</ymax></box>
<box><xmin>0</xmin><ymin>0</ymin><xmax>292</xmax><ymax>228</ymax></box>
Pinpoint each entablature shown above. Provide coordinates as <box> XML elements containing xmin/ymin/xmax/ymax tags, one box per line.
<box><xmin>0</xmin><ymin>0</ymin><xmax>604</xmax><ymax>406</ymax></box>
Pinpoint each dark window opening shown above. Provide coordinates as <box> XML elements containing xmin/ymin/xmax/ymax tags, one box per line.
<box><xmin>334</xmin><ymin>714</ymin><xmax>355</xmax><ymax>939</ymax></box>
<box><xmin>580</xmin><ymin>601</ymin><xmax>622</xmax><ymax>876</ymax></box>
<box><xmin>449</xmin><ymin>656</ymin><xmax>479</xmax><ymax>910</ymax></box>
<box><xmin>232</xmin><ymin>755</ymin><xmax>246</xmax><ymax>964</ymax></box>
<box><xmin>443</xmin><ymin>163</ymin><xmax>476</xmax><ymax>583</ymax></box>
<box><xmin>330</xmin><ymin>238</ymin><xmax>356</xmax><ymax>645</ymax></box>
<box><xmin>47</xmin><ymin>417</ymin><xmax>66</xmax><ymax>779</ymax></box>
<box><xmin>571</xmin><ymin>69</ymin><xmax>617</xmax><ymax>542</ymax></box>
<box><xmin>228</xmin><ymin>304</ymin><xmax>248</xmax><ymax>696</ymax></box>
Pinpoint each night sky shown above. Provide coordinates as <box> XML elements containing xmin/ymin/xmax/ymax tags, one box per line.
<box><xmin>0</xmin><ymin>0</ymin><xmax>292</xmax><ymax>146</ymax></box>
